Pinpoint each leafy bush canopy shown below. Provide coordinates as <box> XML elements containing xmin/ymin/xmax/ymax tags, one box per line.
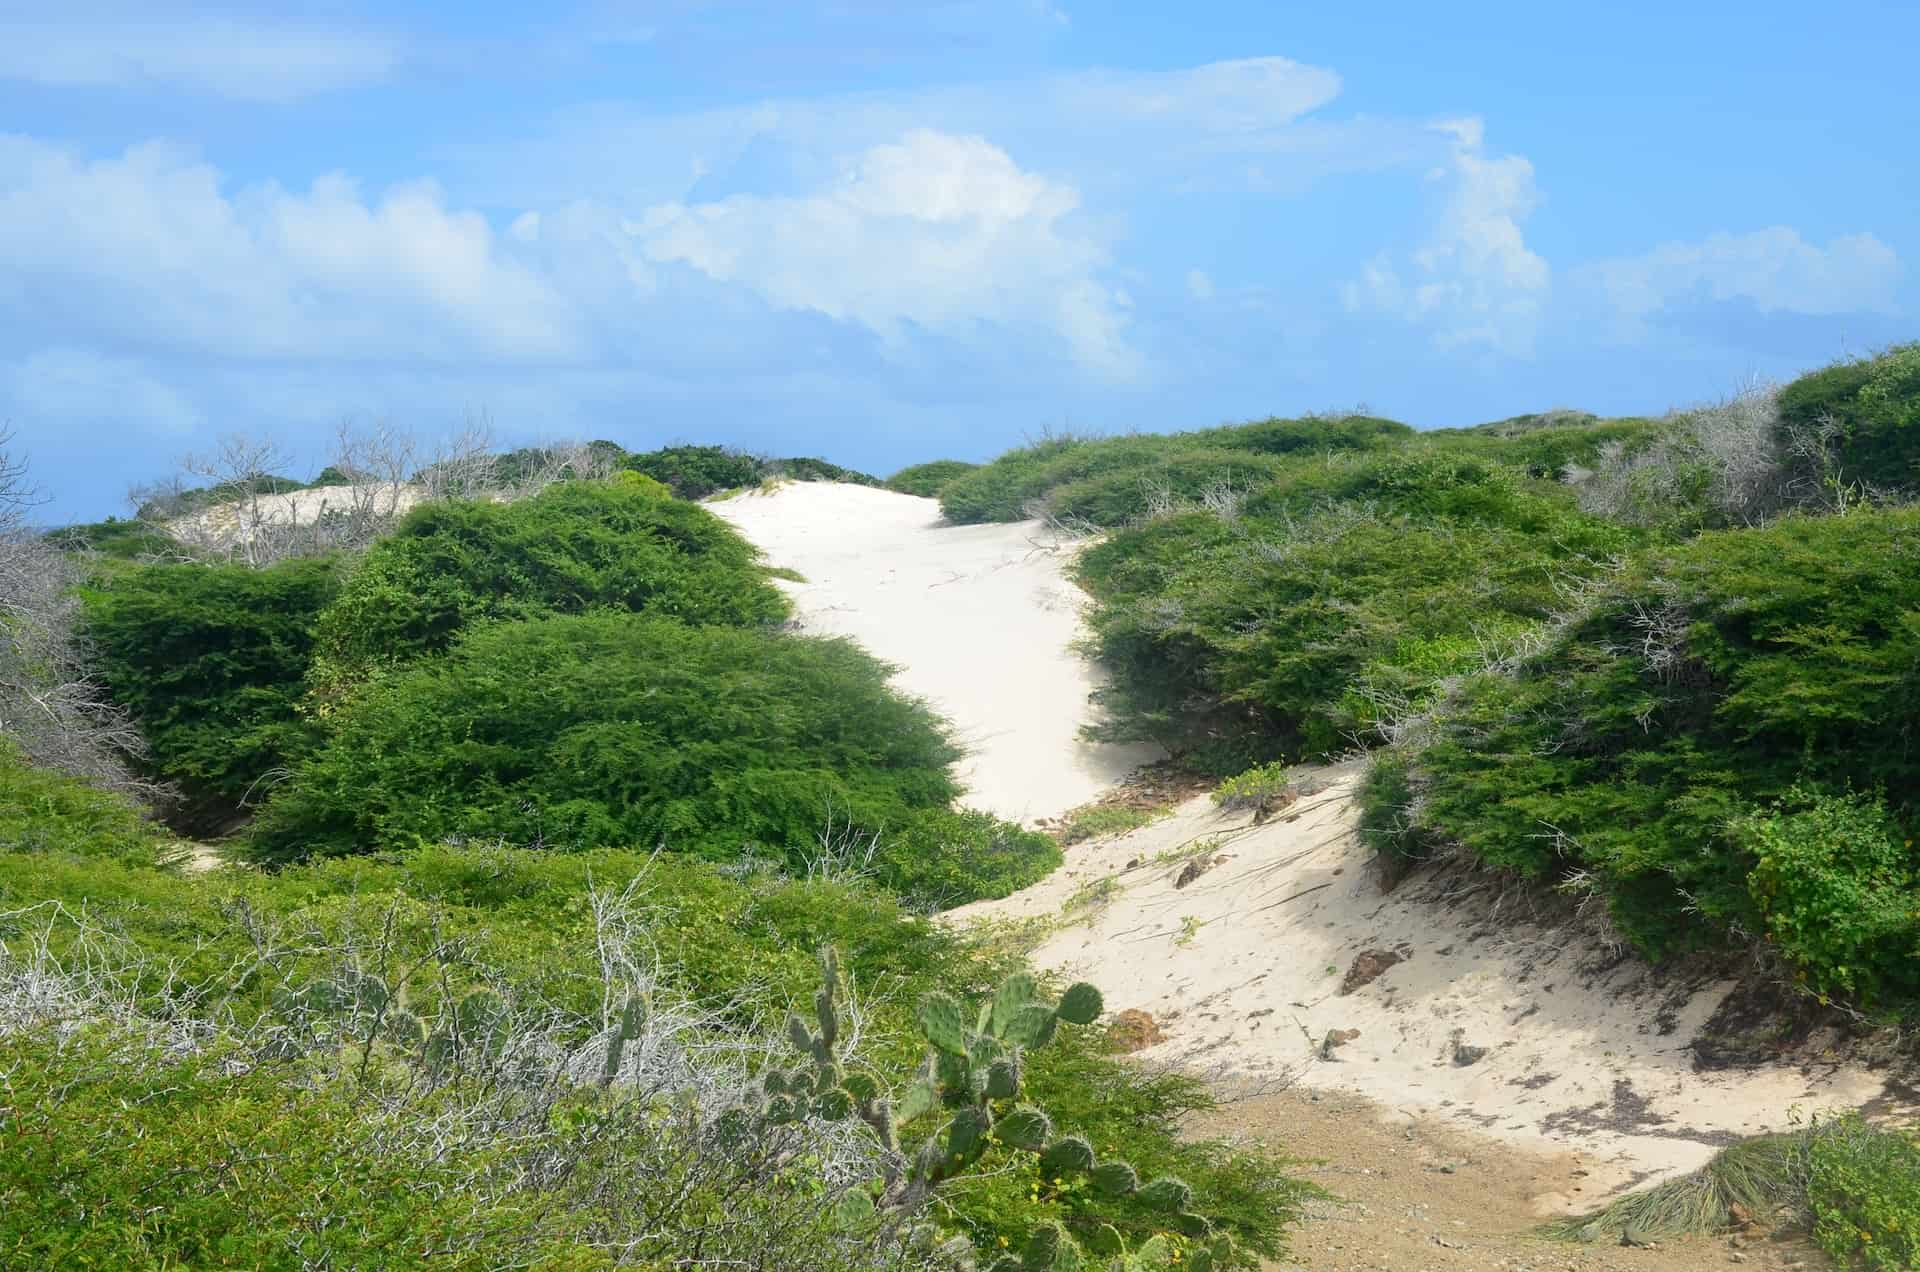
<box><xmin>81</xmin><ymin>555</ymin><xmax>343</xmax><ymax>831</ymax></box>
<box><xmin>309</xmin><ymin>480</ymin><xmax>788</xmax><ymax>696</ymax></box>
<box><xmin>621</xmin><ymin>444</ymin><xmax>879</xmax><ymax>499</ymax></box>
<box><xmin>1075</xmin><ymin>452</ymin><xmax>1637</xmax><ymax>770</ymax></box>
<box><xmin>885</xmin><ymin>459</ymin><xmax>980</xmax><ymax>498</ymax></box>
<box><xmin>1777</xmin><ymin>343</ymin><xmax>1920</xmax><ymax>492</ymax></box>
<box><xmin>256</xmin><ymin>612</ymin><xmax>961</xmax><ymax>864</ymax></box>
<box><xmin>937</xmin><ymin>416</ymin><xmax>1413</xmax><ymax>527</ymax></box>
<box><xmin>1367</xmin><ymin>507</ymin><xmax>1920</xmax><ymax>991</ymax></box>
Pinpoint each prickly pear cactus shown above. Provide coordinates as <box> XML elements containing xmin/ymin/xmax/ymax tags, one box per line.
<box><xmin>765</xmin><ymin>946</ymin><xmax>1239</xmax><ymax>1269</ymax></box>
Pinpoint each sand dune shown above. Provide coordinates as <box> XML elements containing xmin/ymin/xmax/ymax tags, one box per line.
<box><xmin>712</xmin><ymin>481</ymin><xmax>1160</xmax><ymax>824</ymax></box>
<box><xmin>726</xmin><ymin>480</ymin><xmax>1909</xmax><ymax>1211</ymax></box>
<box><xmin>956</xmin><ymin>773</ymin><xmax>1910</xmax><ymax>1203</ymax></box>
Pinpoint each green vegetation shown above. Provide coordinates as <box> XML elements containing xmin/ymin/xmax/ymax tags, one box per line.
<box><xmin>1776</xmin><ymin>342</ymin><xmax>1920</xmax><ymax>493</ymax></box>
<box><xmin>1368</xmin><ymin>507</ymin><xmax>1920</xmax><ymax>985</ymax></box>
<box><xmin>1210</xmin><ymin>763</ymin><xmax>1293</xmax><ymax>813</ymax></box>
<box><xmin>309</xmin><ymin>480</ymin><xmax>788</xmax><ymax>696</ymax></box>
<box><xmin>0</xmin><ymin>754</ymin><xmax>1304</xmax><ymax>1267</ymax></box>
<box><xmin>256</xmin><ymin>612</ymin><xmax>961</xmax><ymax>859</ymax></box>
<box><xmin>1057</xmin><ymin>804</ymin><xmax>1165</xmax><ymax>846</ymax></box>
<box><xmin>41</xmin><ymin>515</ymin><xmax>177</xmax><ymax>560</ymax></box>
<box><xmin>621</xmin><ymin>443</ymin><xmax>879</xmax><ymax>499</ymax></box>
<box><xmin>937</xmin><ymin>416</ymin><xmax>1412</xmax><ymax>526</ymax></box>
<box><xmin>1550</xmin><ymin>1115</ymin><xmax>1920</xmax><ymax>1269</ymax></box>
<box><xmin>1076</xmin><ymin>452</ymin><xmax>1636</xmax><ymax>770</ymax></box>
<box><xmin>81</xmin><ymin>556</ymin><xmax>343</xmax><ymax>831</ymax></box>
<box><xmin>0</xmin><ymin>743</ymin><xmax>163</xmax><ymax>863</ymax></box>
<box><xmin>887</xmin><ymin>459</ymin><xmax>980</xmax><ymax>497</ymax></box>
<box><xmin>251</xmin><ymin>611</ymin><xmax>1063</xmax><ymax>909</ymax></box>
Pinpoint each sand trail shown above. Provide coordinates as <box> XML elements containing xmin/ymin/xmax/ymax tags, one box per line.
<box><xmin>712</xmin><ymin>482</ymin><xmax>1159</xmax><ymax>824</ymax></box>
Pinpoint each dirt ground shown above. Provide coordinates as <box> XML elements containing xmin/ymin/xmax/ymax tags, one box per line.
<box><xmin>1187</xmin><ymin>1087</ymin><xmax>1829</xmax><ymax>1272</ymax></box>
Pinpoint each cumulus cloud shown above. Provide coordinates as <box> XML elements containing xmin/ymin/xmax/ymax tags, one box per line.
<box><xmin>636</xmin><ymin>130</ymin><xmax>1139</xmax><ymax>377</ymax></box>
<box><xmin>0</xmin><ymin>136</ymin><xmax>582</xmax><ymax>363</ymax></box>
<box><xmin>0</xmin><ymin>10</ymin><xmax>399</xmax><ymax>102</ymax></box>
<box><xmin>1341</xmin><ymin>117</ymin><xmax>1550</xmax><ymax>355</ymax></box>
<box><xmin>1578</xmin><ymin>227</ymin><xmax>1902</xmax><ymax>319</ymax></box>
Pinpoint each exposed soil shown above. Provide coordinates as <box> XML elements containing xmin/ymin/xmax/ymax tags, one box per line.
<box><xmin>1188</xmin><ymin>1087</ymin><xmax>1829</xmax><ymax>1271</ymax></box>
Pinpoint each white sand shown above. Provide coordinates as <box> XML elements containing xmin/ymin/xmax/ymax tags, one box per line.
<box><xmin>955</xmin><ymin>773</ymin><xmax>1912</xmax><ymax>1204</ymax></box>
<box><xmin>168</xmin><ymin>482</ymin><xmax>424</xmax><ymax>546</ymax></box>
<box><xmin>710</xmin><ymin>482</ymin><xmax>1160</xmax><ymax>824</ymax></box>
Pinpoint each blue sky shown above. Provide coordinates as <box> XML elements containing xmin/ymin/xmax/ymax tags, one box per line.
<box><xmin>3</xmin><ymin>1</ymin><xmax>1915</xmax><ymax>522</ymax></box>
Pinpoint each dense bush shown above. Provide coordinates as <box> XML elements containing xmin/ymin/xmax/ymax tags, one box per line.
<box><xmin>1045</xmin><ymin>449</ymin><xmax>1289</xmax><ymax>525</ymax></box>
<box><xmin>82</xmin><ymin>555</ymin><xmax>343</xmax><ymax>830</ymax></box>
<box><xmin>938</xmin><ymin>417</ymin><xmax>1411</xmax><ymax>527</ymax></box>
<box><xmin>255</xmin><ymin>613</ymin><xmax>969</xmax><ymax>872</ymax></box>
<box><xmin>885</xmin><ymin>459</ymin><xmax>979</xmax><ymax>498</ymax></box>
<box><xmin>1776</xmin><ymin>343</ymin><xmax>1920</xmax><ymax>492</ymax></box>
<box><xmin>1191</xmin><ymin>413</ymin><xmax>1413</xmax><ymax>456</ymax></box>
<box><xmin>1366</xmin><ymin>507</ymin><xmax>1920</xmax><ymax>986</ymax></box>
<box><xmin>621</xmin><ymin>445</ymin><xmax>877</xmax><ymax>499</ymax></box>
<box><xmin>309</xmin><ymin>480</ymin><xmax>787</xmax><ymax>695</ymax></box>
<box><xmin>42</xmin><ymin>516</ymin><xmax>177</xmax><ymax>560</ymax></box>
<box><xmin>1075</xmin><ymin>454</ymin><xmax>1636</xmax><ymax>770</ymax></box>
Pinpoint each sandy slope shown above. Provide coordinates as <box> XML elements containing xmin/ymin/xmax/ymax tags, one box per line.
<box><xmin>956</xmin><ymin>772</ymin><xmax>1912</xmax><ymax>1205</ymax></box>
<box><xmin>719</xmin><ymin>480</ymin><xmax>1906</xmax><ymax>1231</ymax></box>
<box><xmin>711</xmin><ymin>482</ymin><xmax>1160</xmax><ymax>824</ymax></box>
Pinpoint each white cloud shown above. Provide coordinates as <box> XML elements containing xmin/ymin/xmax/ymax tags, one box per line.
<box><xmin>637</xmin><ymin>129</ymin><xmax>1139</xmax><ymax>378</ymax></box>
<box><xmin>1185</xmin><ymin>269</ymin><xmax>1216</xmax><ymax>300</ymax></box>
<box><xmin>0</xmin><ymin>11</ymin><xmax>399</xmax><ymax>102</ymax></box>
<box><xmin>445</xmin><ymin>56</ymin><xmax>1351</xmax><ymax>210</ymax></box>
<box><xmin>1341</xmin><ymin>117</ymin><xmax>1549</xmax><ymax>355</ymax></box>
<box><xmin>0</xmin><ymin>136</ymin><xmax>582</xmax><ymax>362</ymax></box>
<box><xmin>1578</xmin><ymin>227</ymin><xmax>1902</xmax><ymax>319</ymax></box>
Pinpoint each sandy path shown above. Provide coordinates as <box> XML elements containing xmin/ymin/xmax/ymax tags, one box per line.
<box><xmin>1193</xmin><ymin>1088</ymin><xmax>1816</xmax><ymax>1270</ymax></box>
<box><xmin>955</xmin><ymin>773</ymin><xmax>1911</xmax><ymax>1204</ymax></box>
<box><xmin>711</xmin><ymin>482</ymin><xmax>1160</xmax><ymax>824</ymax></box>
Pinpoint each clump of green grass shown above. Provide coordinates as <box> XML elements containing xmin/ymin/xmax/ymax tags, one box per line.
<box><xmin>1211</xmin><ymin>762</ymin><xmax>1294</xmax><ymax>813</ymax></box>
<box><xmin>1057</xmin><ymin>803</ymin><xmax>1167</xmax><ymax>845</ymax></box>
<box><xmin>1546</xmin><ymin>1114</ymin><xmax>1920</xmax><ymax>1269</ymax></box>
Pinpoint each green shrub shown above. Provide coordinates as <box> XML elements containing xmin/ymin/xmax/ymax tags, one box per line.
<box><xmin>82</xmin><ymin>555</ymin><xmax>343</xmax><ymax>830</ymax></box>
<box><xmin>885</xmin><ymin>459</ymin><xmax>980</xmax><ymax>498</ymax></box>
<box><xmin>871</xmin><ymin>807</ymin><xmax>1062</xmax><ymax>910</ymax></box>
<box><xmin>309</xmin><ymin>481</ymin><xmax>787</xmax><ymax>696</ymax></box>
<box><xmin>252</xmin><ymin>612</ymin><xmax>966</xmax><ymax>873</ymax></box>
<box><xmin>940</xmin><ymin>418</ymin><xmax>1414</xmax><ymax>527</ymax></box>
<box><xmin>765</xmin><ymin>455</ymin><xmax>880</xmax><ymax>486</ymax></box>
<box><xmin>1807</xmin><ymin>1114</ymin><xmax>1920</xmax><ymax>1270</ymax></box>
<box><xmin>1211</xmin><ymin>763</ymin><xmax>1293</xmax><ymax>812</ymax></box>
<box><xmin>1778</xmin><ymin>344</ymin><xmax>1920</xmax><ymax>492</ymax></box>
<box><xmin>1734</xmin><ymin>787</ymin><xmax>1919</xmax><ymax>1004</ymax></box>
<box><xmin>1076</xmin><ymin>469</ymin><xmax>1632</xmax><ymax>766</ymax></box>
<box><xmin>0</xmin><ymin>743</ymin><xmax>162</xmax><ymax>863</ymax></box>
<box><xmin>1046</xmin><ymin>449</ymin><xmax>1289</xmax><ymax>526</ymax></box>
<box><xmin>1375</xmin><ymin>507</ymin><xmax>1920</xmax><ymax>972</ymax></box>
<box><xmin>42</xmin><ymin>516</ymin><xmax>177</xmax><ymax>560</ymax></box>
<box><xmin>1057</xmin><ymin>804</ymin><xmax>1165</xmax><ymax>846</ymax></box>
<box><xmin>620</xmin><ymin>445</ymin><xmax>876</xmax><ymax>499</ymax></box>
<box><xmin>1191</xmin><ymin>414</ymin><xmax>1413</xmax><ymax>456</ymax></box>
